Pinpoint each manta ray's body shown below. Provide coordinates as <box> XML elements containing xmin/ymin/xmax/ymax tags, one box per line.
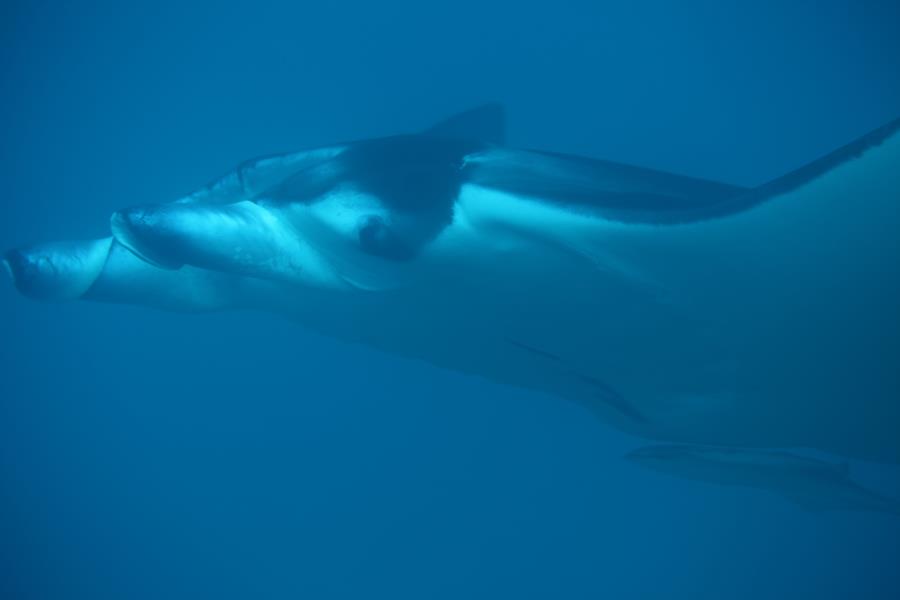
<box><xmin>6</xmin><ymin>105</ymin><xmax>900</xmax><ymax>466</ymax></box>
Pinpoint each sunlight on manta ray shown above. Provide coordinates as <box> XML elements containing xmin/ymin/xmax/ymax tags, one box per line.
<box><xmin>5</xmin><ymin>105</ymin><xmax>900</xmax><ymax>492</ymax></box>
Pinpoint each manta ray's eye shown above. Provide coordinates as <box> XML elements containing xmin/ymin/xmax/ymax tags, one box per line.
<box><xmin>358</xmin><ymin>215</ymin><xmax>414</xmax><ymax>261</ymax></box>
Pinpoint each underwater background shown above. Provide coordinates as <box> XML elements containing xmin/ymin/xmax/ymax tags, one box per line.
<box><xmin>2</xmin><ymin>1</ymin><xmax>900</xmax><ymax>598</ymax></box>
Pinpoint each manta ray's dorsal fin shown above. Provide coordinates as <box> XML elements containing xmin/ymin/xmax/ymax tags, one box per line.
<box><xmin>423</xmin><ymin>103</ymin><xmax>506</xmax><ymax>145</ymax></box>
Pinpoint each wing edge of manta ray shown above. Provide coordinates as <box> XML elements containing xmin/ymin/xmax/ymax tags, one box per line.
<box><xmin>463</xmin><ymin>115</ymin><xmax>900</xmax><ymax>224</ymax></box>
<box><xmin>704</xmin><ymin>114</ymin><xmax>900</xmax><ymax>220</ymax></box>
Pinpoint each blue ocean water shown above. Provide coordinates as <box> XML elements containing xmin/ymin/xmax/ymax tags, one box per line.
<box><xmin>2</xmin><ymin>1</ymin><xmax>900</xmax><ymax>598</ymax></box>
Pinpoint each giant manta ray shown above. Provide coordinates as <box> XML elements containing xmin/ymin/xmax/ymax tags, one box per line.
<box><xmin>5</xmin><ymin>105</ymin><xmax>900</xmax><ymax>470</ymax></box>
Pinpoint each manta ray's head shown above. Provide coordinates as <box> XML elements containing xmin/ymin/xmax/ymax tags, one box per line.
<box><xmin>103</xmin><ymin>136</ymin><xmax>476</xmax><ymax>293</ymax></box>
<box><xmin>4</xmin><ymin>178</ymin><xmax>452</xmax><ymax>306</ymax></box>
<box><xmin>106</xmin><ymin>188</ymin><xmax>443</xmax><ymax>294</ymax></box>
<box><xmin>5</xmin><ymin>106</ymin><xmax>505</xmax><ymax>303</ymax></box>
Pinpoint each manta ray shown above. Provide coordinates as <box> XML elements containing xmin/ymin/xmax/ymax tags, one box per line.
<box><xmin>5</xmin><ymin>105</ymin><xmax>900</xmax><ymax>470</ymax></box>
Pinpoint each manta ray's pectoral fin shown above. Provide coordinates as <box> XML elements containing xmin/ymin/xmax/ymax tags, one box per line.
<box><xmin>463</xmin><ymin>115</ymin><xmax>900</xmax><ymax>227</ymax></box>
<box><xmin>461</xmin><ymin>148</ymin><xmax>750</xmax><ymax>224</ymax></box>
<box><xmin>110</xmin><ymin>201</ymin><xmax>345</xmax><ymax>288</ymax></box>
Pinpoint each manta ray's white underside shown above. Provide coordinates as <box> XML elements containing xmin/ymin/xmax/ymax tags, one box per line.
<box><xmin>6</xmin><ymin>112</ymin><xmax>899</xmax><ymax>466</ymax></box>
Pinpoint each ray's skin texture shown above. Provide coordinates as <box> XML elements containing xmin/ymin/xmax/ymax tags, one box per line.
<box><xmin>5</xmin><ymin>106</ymin><xmax>900</xmax><ymax>477</ymax></box>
